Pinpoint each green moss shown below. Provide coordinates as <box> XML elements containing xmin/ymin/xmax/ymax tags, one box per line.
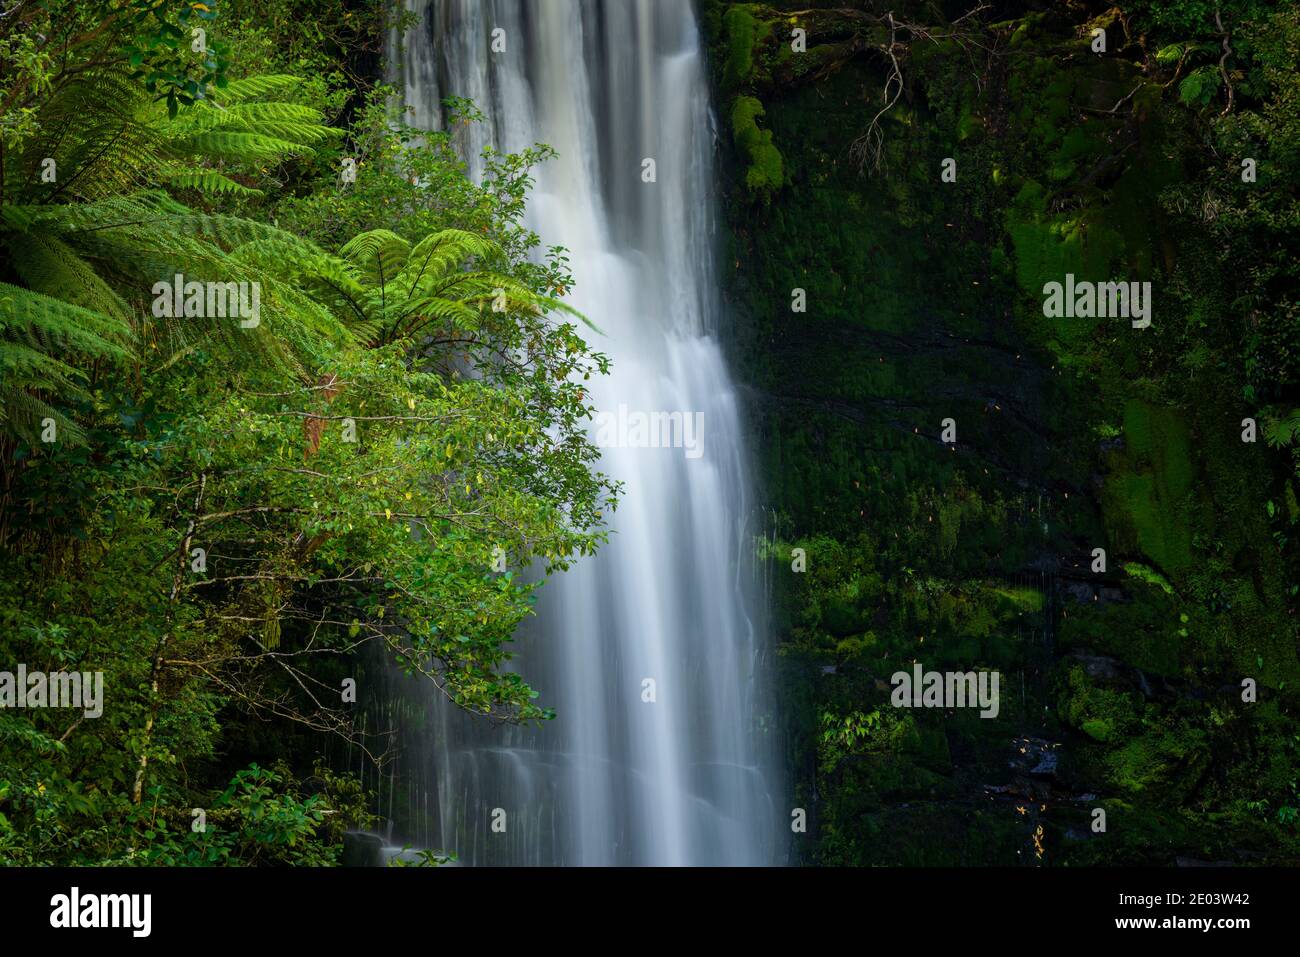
<box><xmin>1109</xmin><ymin>727</ymin><xmax>1209</xmax><ymax>799</ymax></box>
<box><xmin>1006</xmin><ymin>179</ymin><xmax>1126</xmax><ymax>355</ymax></box>
<box><xmin>1104</xmin><ymin>400</ymin><xmax>1196</xmax><ymax>576</ymax></box>
<box><xmin>990</xmin><ymin>586</ymin><xmax>1045</xmax><ymax>613</ymax></box>
<box><xmin>1059</xmin><ymin>666</ymin><xmax>1142</xmax><ymax>739</ymax></box>
<box><xmin>731</xmin><ymin>95</ymin><xmax>784</xmax><ymax>196</ymax></box>
<box><xmin>721</xmin><ymin>5</ymin><xmax>774</xmax><ymax>91</ymax></box>
<box><xmin>1048</xmin><ymin>126</ymin><xmax>1096</xmax><ymax>181</ymax></box>
<box><xmin>1081</xmin><ymin>717</ymin><xmax>1115</xmax><ymax>741</ymax></box>
<box><xmin>1122</xmin><ymin>561</ymin><xmax>1174</xmax><ymax>594</ymax></box>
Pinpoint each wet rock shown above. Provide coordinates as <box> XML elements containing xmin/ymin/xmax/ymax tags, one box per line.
<box><xmin>1058</xmin><ymin>579</ymin><xmax>1127</xmax><ymax>604</ymax></box>
<box><xmin>1030</xmin><ymin>750</ymin><xmax>1059</xmax><ymax>776</ymax></box>
<box><xmin>1061</xmin><ymin>579</ymin><xmax>1094</xmax><ymax>603</ymax></box>
<box><xmin>342</xmin><ymin>831</ymin><xmax>386</xmax><ymax>868</ymax></box>
<box><xmin>1067</xmin><ymin>653</ymin><xmax>1128</xmax><ymax>683</ymax></box>
<box><xmin>1010</xmin><ymin>736</ymin><xmax>1061</xmax><ymax>778</ymax></box>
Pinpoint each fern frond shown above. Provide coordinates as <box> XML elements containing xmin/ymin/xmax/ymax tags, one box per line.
<box><xmin>164</xmin><ymin>168</ymin><xmax>265</xmax><ymax>197</ymax></box>
<box><xmin>214</xmin><ymin>75</ymin><xmax>304</xmax><ymax>103</ymax></box>
<box><xmin>175</xmin><ymin>100</ymin><xmax>325</xmax><ymax>133</ymax></box>
<box><xmin>0</xmin><ymin>282</ymin><xmax>132</xmax><ymax>362</ymax></box>
<box><xmin>1264</xmin><ymin>409</ymin><xmax>1300</xmax><ymax>449</ymax></box>
<box><xmin>8</xmin><ymin>68</ymin><xmax>156</xmax><ymax>202</ymax></box>
<box><xmin>6</xmin><ymin>231</ymin><xmax>134</xmax><ymax>324</ymax></box>
<box><xmin>0</xmin><ymin>388</ymin><xmax>88</xmax><ymax>446</ymax></box>
<box><xmin>339</xmin><ymin>230</ymin><xmax>412</xmax><ymax>288</ymax></box>
<box><xmin>171</xmin><ymin>130</ymin><xmax>314</xmax><ymax>161</ymax></box>
<box><xmin>0</xmin><ymin>282</ymin><xmax>133</xmax><ymax>444</ymax></box>
<box><xmin>400</xmin><ymin>229</ymin><xmax>499</xmax><ymax>289</ymax></box>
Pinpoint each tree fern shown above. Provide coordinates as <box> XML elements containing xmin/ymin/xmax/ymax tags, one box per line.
<box><xmin>252</xmin><ymin>227</ymin><xmax>590</xmax><ymax>349</ymax></box>
<box><xmin>4</xmin><ymin>67</ymin><xmax>337</xmax><ymax>207</ymax></box>
<box><xmin>0</xmin><ymin>283</ymin><xmax>133</xmax><ymax>443</ymax></box>
<box><xmin>0</xmin><ymin>189</ymin><xmax>355</xmax><ymax>442</ymax></box>
<box><xmin>1264</xmin><ymin>408</ymin><xmax>1300</xmax><ymax>449</ymax></box>
<box><xmin>5</xmin><ymin>231</ymin><xmax>133</xmax><ymax>324</ymax></box>
<box><xmin>156</xmin><ymin>76</ymin><xmax>339</xmax><ymax>195</ymax></box>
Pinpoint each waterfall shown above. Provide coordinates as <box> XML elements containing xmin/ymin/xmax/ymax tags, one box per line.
<box><xmin>390</xmin><ymin>0</ymin><xmax>783</xmax><ymax>866</ymax></box>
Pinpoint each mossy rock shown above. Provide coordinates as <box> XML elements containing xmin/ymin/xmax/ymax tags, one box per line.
<box><xmin>731</xmin><ymin>95</ymin><xmax>784</xmax><ymax>196</ymax></box>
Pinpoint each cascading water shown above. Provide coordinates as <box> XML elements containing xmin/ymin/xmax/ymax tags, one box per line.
<box><xmin>389</xmin><ymin>0</ymin><xmax>783</xmax><ymax>865</ymax></box>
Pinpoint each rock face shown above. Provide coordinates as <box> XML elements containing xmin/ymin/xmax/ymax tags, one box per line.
<box><xmin>341</xmin><ymin>831</ymin><xmax>385</xmax><ymax>868</ymax></box>
<box><xmin>702</xmin><ymin>0</ymin><xmax>1300</xmax><ymax>866</ymax></box>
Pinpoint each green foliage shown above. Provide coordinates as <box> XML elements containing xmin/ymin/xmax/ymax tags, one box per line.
<box><xmin>0</xmin><ymin>0</ymin><xmax>615</xmax><ymax>866</ymax></box>
<box><xmin>126</xmin><ymin>766</ymin><xmax>338</xmax><ymax>867</ymax></box>
<box><xmin>1178</xmin><ymin>65</ymin><xmax>1222</xmax><ymax>106</ymax></box>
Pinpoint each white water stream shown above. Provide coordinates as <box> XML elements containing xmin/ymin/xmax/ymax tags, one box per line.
<box><xmin>390</xmin><ymin>0</ymin><xmax>782</xmax><ymax>865</ymax></box>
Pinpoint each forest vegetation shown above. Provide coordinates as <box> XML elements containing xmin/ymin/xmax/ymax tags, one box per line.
<box><xmin>0</xmin><ymin>0</ymin><xmax>614</xmax><ymax>865</ymax></box>
<box><xmin>2</xmin><ymin>0</ymin><xmax>1297</xmax><ymax>866</ymax></box>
